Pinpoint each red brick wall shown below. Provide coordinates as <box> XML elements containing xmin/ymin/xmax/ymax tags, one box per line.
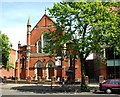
<box><xmin>75</xmin><ymin>59</ymin><xmax>81</xmax><ymax>81</ymax></box>
<box><xmin>1</xmin><ymin>68</ymin><xmax>14</xmax><ymax>78</ymax></box>
<box><xmin>16</xmin><ymin>14</ymin><xmax>108</xmax><ymax>81</ymax></box>
<box><xmin>15</xmin><ymin>14</ymin><xmax>82</xmax><ymax>81</ymax></box>
<box><xmin>0</xmin><ymin>49</ymin><xmax>16</xmax><ymax>78</ymax></box>
<box><xmin>100</xmin><ymin>63</ymin><xmax>107</xmax><ymax>79</ymax></box>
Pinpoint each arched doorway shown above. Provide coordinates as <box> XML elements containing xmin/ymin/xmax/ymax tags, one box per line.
<box><xmin>46</xmin><ymin>60</ymin><xmax>56</xmax><ymax>80</ymax></box>
<box><xmin>20</xmin><ymin>56</ymin><xmax>26</xmax><ymax>79</ymax></box>
<box><xmin>34</xmin><ymin>60</ymin><xmax>44</xmax><ymax>80</ymax></box>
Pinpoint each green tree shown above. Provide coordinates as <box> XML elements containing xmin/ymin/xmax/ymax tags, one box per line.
<box><xmin>45</xmin><ymin>2</ymin><xmax>119</xmax><ymax>91</ymax></box>
<box><xmin>0</xmin><ymin>32</ymin><xmax>13</xmax><ymax>70</ymax></box>
<box><xmin>106</xmin><ymin>2</ymin><xmax>120</xmax><ymax>54</ymax></box>
<box><xmin>102</xmin><ymin>2</ymin><xmax>120</xmax><ymax>54</ymax></box>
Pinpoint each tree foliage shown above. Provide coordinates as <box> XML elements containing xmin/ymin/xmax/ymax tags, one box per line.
<box><xmin>0</xmin><ymin>33</ymin><xmax>13</xmax><ymax>70</ymax></box>
<box><xmin>45</xmin><ymin>2</ymin><xmax>120</xmax><ymax>91</ymax></box>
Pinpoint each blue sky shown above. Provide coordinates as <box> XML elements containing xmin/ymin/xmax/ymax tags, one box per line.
<box><xmin>0</xmin><ymin>1</ymin><xmax>60</xmax><ymax>50</ymax></box>
<box><xmin>0</xmin><ymin>0</ymin><xmax>95</xmax><ymax>59</ymax></box>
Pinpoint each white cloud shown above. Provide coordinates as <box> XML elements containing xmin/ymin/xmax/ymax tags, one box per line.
<box><xmin>2</xmin><ymin>26</ymin><xmax>27</xmax><ymax>50</ymax></box>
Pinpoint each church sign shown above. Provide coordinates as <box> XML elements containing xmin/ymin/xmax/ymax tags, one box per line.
<box><xmin>55</xmin><ymin>56</ymin><xmax>61</xmax><ymax>66</ymax></box>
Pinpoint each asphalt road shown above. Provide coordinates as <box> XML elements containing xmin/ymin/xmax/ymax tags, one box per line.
<box><xmin>1</xmin><ymin>83</ymin><xmax>120</xmax><ymax>97</ymax></box>
<box><xmin>1</xmin><ymin>95</ymin><xmax>120</xmax><ymax>97</ymax></box>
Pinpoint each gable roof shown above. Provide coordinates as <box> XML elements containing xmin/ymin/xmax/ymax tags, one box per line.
<box><xmin>31</xmin><ymin>14</ymin><xmax>55</xmax><ymax>32</ymax></box>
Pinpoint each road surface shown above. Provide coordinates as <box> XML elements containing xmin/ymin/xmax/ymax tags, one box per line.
<box><xmin>1</xmin><ymin>83</ymin><xmax>120</xmax><ymax>97</ymax></box>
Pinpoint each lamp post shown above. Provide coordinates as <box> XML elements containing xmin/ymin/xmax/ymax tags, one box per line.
<box><xmin>113</xmin><ymin>48</ymin><xmax>116</xmax><ymax>78</ymax></box>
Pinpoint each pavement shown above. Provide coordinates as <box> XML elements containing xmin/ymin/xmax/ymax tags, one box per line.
<box><xmin>1</xmin><ymin>83</ymin><xmax>99</xmax><ymax>94</ymax></box>
<box><xmin>1</xmin><ymin>83</ymin><xmax>120</xmax><ymax>96</ymax></box>
<box><xmin>1</xmin><ymin>83</ymin><xmax>99</xmax><ymax>88</ymax></box>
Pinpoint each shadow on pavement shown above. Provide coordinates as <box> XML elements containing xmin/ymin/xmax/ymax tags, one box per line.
<box><xmin>11</xmin><ymin>85</ymin><xmax>82</xmax><ymax>94</ymax></box>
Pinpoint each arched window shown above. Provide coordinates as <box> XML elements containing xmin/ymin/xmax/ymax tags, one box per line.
<box><xmin>43</xmin><ymin>32</ymin><xmax>49</xmax><ymax>48</ymax></box>
<box><xmin>37</xmin><ymin>32</ymin><xmax>50</xmax><ymax>53</ymax></box>
<box><xmin>37</xmin><ymin>40</ymin><xmax>42</xmax><ymax>53</ymax></box>
<box><xmin>35</xmin><ymin>60</ymin><xmax>43</xmax><ymax>68</ymax></box>
<box><xmin>21</xmin><ymin>56</ymin><xmax>25</xmax><ymax>69</ymax></box>
<box><xmin>47</xmin><ymin>60</ymin><xmax>55</xmax><ymax>68</ymax></box>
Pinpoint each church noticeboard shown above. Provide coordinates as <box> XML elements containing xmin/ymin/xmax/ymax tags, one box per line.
<box><xmin>55</xmin><ymin>56</ymin><xmax>61</xmax><ymax>66</ymax></box>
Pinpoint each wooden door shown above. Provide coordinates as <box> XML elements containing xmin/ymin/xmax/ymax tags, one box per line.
<box><xmin>37</xmin><ymin>68</ymin><xmax>42</xmax><ymax>77</ymax></box>
<box><xmin>48</xmin><ymin>68</ymin><xmax>54</xmax><ymax>79</ymax></box>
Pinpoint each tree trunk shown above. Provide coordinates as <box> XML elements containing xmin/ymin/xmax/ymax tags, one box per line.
<box><xmin>80</xmin><ymin>59</ymin><xmax>90</xmax><ymax>92</ymax></box>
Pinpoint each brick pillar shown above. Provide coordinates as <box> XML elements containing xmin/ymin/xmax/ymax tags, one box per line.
<box><xmin>16</xmin><ymin>41</ymin><xmax>21</xmax><ymax>80</ymax></box>
<box><xmin>26</xmin><ymin>16</ymin><xmax>31</xmax><ymax>79</ymax></box>
<box><xmin>15</xmin><ymin>61</ymin><xmax>20</xmax><ymax>80</ymax></box>
<box><xmin>26</xmin><ymin>60</ymin><xmax>30</xmax><ymax>78</ymax></box>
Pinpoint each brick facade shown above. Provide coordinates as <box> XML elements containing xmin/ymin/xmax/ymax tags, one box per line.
<box><xmin>15</xmin><ymin>14</ymin><xmax>81</xmax><ymax>82</ymax></box>
<box><xmin>0</xmin><ymin>49</ymin><xmax>16</xmax><ymax>78</ymax></box>
<box><xmin>15</xmin><ymin>14</ymin><xmax>107</xmax><ymax>82</ymax></box>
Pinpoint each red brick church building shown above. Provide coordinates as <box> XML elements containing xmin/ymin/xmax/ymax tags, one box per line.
<box><xmin>15</xmin><ymin>13</ymin><xmax>107</xmax><ymax>82</ymax></box>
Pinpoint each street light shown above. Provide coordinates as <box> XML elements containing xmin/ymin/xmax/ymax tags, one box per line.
<box><xmin>113</xmin><ymin>48</ymin><xmax>116</xmax><ymax>78</ymax></box>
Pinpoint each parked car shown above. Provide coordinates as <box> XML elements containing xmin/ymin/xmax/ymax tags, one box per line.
<box><xmin>99</xmin><ymin>79</ymin><xmax>120</xmax><ymax>94</ymax></box>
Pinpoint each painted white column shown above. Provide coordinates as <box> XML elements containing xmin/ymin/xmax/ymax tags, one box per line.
<box><xmin>41</xmin><ymin>34</ymin><xmax>44</xmax><ymax>53</ymax></box>
<box><xmin>46</xmin><ymin>67</ymin><xmax>49</xmax><ymax>80</ymax></box>
<box><xmin>54</xmin><ymin>69</ymin><xmax>56</xmax><ymax>77</ymax></box>
<box><xmin>36</xmin><ymin>41</ymin><xmax>38</xmax><ymax>53</ymax></box>
<box><xmin>34</xmin><ymin>64</ymin><xmax>37</xmax><ymax>80</ymax></box>
<box><xmin>34</xmin><ymin>68</ymin><xmax>37</xmax><ymax>80</ymax></box>
<box><xmin>42</xmin><ymin>69</ymin><xmax>44</xmax><ymax>78</ymax></box>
